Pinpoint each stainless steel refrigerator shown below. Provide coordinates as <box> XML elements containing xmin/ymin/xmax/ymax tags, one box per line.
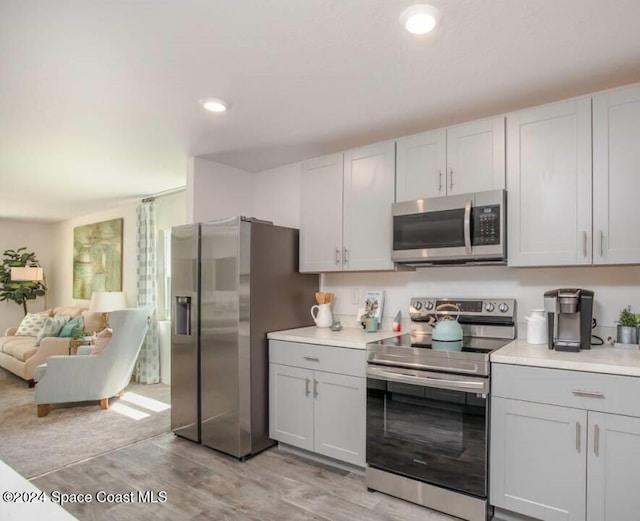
<box><xmin>170</xmin><ymin>217</ymin><xmax>318</xmax><ymax>459</ymax></box>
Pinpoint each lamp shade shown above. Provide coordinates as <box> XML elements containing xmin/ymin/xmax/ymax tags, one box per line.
<box><xmin>11</xmin><ymin>266</ymin><xmax>44</xmax><ymax>281</ymax></box>
<box><xmin>89</xmin><ymin>291</ymin><xmax>128</xmax><ymax>313</ymax></box>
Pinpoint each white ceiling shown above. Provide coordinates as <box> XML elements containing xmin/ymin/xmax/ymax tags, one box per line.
<box><xmin>2</xmin><ymin>0</ymin><xmax>640</xmax><ymax>223</ymax></box>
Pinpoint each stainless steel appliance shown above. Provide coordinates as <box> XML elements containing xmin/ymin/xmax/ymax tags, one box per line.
<box><xmin>391</xmin><ymin>189</ymin><xmax>506</xmax><ymax>266</ymax></box>
<box><xmin>366</xmin><ymin>297</ymin><xmax>517</xmax><ymax>521</ymax></box>
<box><xmin>544</xmin><ymin>288</ymin><xmax>594</xmax><ymax>352</ymax></box>
<box><xmin>171</xmin><ymin>217</ymin><xmax>318</xmax><ymax>459</ymax></box>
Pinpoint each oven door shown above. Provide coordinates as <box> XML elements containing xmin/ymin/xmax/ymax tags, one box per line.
<box><xmin>366</xmin><ymin>365</ymin><xmax>489</xmax><ymax>498</ymax></box>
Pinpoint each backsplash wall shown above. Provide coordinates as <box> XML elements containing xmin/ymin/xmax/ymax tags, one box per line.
<box><xmin>322</xmin><ymin>264</ymin><xmax>640</xmax><ymax>329</ymax></box>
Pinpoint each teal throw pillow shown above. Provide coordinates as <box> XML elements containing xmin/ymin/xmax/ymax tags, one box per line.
<box><xmin>36</xmin><ymin>316</ymin><xmax>71</xmax><ymax>346</ymax></box>
<box><xmin>58</xmin><ymin>316</ymin><xmax>85</xmax><ymax>339</ymax></box>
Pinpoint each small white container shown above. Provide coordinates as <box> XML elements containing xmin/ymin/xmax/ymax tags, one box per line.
<box><xmin>525</xmin><ymin>309</ymin><xmax>547</xmax><ymax>345</ymax></box>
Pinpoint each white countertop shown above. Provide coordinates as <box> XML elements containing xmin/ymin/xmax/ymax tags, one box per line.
<box><xmin>492</xmin><ymin>338</ymin><xmax>640</xmax><ymax>377</ymax></box>
<box><xmin>268</xmin><ymin>326</ymin><xmax>399</xmax><ymax>349</ymax></box>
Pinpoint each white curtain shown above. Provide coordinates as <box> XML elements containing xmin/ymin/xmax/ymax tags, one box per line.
<box><xmin>134</xmin><ymin>200</ymin><xmax>160</xmax><ymax>384</ymax></box>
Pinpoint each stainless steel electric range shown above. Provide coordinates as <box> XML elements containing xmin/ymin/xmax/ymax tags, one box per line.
<box><xmin>366</xmin><ymin>297</ymin><xmax>517</xmax><ymax>521</ymax></box>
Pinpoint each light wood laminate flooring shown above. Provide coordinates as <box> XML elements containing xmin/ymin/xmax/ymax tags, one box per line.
<box><xmin>32</xmin><ymin>433</ymin><xmax>456</xmax><ymax>520</ymax></box>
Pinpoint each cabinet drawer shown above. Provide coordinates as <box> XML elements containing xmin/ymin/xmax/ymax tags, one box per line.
<box><xmin>269</xmin><ymin>340</ymin><xmax>365</xmax><ymax>377</ymax></box>
<box><xmin>492</xmin><ymin>364</ymin><xmax>640</xmax><ymax>417</ymax></box>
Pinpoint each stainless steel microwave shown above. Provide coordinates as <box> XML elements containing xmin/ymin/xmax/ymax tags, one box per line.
<box><xmin>391</xmin><ymin>189</ymin><xmax>506</xmax><ymax>266</ymax></box>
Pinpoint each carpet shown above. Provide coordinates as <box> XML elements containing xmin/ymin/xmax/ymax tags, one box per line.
<box><xmin>0</xmin><ymin>368</ymin><xmax>171</xmax><ymax>479</ymax></box>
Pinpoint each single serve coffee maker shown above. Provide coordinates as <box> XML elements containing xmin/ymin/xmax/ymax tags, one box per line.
<box><xmin>543</xmin><ymin>288</ymin><xmax>594</xmax><ymax>352</ymax></box>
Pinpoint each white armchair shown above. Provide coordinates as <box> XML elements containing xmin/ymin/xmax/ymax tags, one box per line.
<box><xmin>34</xmin><ymin>307</ymin><xmax>153</xmax><ymax>417</ymax></box>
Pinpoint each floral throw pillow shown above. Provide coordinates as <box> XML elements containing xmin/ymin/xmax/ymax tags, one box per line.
<box><xmin>36</xmin><ymin>316</ymin><xmax>71</xmax><ymax>346</ymax></box>
<box><xmin>91</xmin><ymin>328</ymin><xmax>113</xmax><ymax>355</ymax></box>
<box><xmin>15</xmin><ymin>312</ymin><xmax>49</xmax><ymax>337</ymax></box>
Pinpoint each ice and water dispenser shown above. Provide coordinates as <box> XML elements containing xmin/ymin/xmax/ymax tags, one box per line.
<box><xmin>175</xmin><ymin>296</ymin><xmax>191</xmax><ymax>336</ymax></box>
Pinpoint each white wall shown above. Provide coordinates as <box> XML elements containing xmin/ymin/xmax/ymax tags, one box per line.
<box><xmin>0</xmin><ymin>220</ymin><xmax>55</xmax><ymax>333</ymax></box>
<box><xmin>191</xmin><ymin>157</ymin><xmax>253</xmax><ymax>222</ymax></box>
<box><xmin>323</xmin><ymin>265</ymin><xmax>640</xmax><ymax>329</ymax></box>
<box><xmin>252</xmin><ymin>161</ymin><xmax>301</xmax><ymax>228</ymax></box>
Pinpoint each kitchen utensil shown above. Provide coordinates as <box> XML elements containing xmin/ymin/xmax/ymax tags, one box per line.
<box><xmin>311</xmin><ymin>303</ymin><xmax>333</xmax><ymax>328</ymax></box>
<box><xmin>525</xmin><ymin>309</ymin><xmax>547</xmax><ymax>344</ymax></box>
<box><xmin>315</xmin><ymin>292</ymin><xmax>324</xmax><ymax>304</ymax></box>
<box><xmin>430</xmin><ymin>303</ymin><xmax>463</xmax><ymax>342</ymax></box>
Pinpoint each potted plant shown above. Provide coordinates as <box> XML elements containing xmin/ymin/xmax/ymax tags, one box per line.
<box><xmin>617</xmin><ymin>306</ymin><xmax>639</xmax><ymax>345</ymax></box>
<box><xmin>0</xmin><ymin>247</ymin><xmax>47</xmax><ymax>315</ymax></box>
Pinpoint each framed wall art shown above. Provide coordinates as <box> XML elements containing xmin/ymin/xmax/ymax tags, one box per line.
<box><xmin>73</xmin><ymin>218</ymin><xmax>123</xmax><ymax>299</ymax></box>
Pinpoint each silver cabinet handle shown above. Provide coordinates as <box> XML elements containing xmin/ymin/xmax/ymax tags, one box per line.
<box><xmin>594</xmin><ymin>424</ymin><xmax>600</xmax><ymax>456</ymax></box>
<box><xmin>582</xmin><ymin>231</ymin><xmax>587</xmax><ymax>258</ymax></box>
<box><xmin>305</xmin><ymin>377</ymin><xmax>310</xmax><ymax>397</ymax></box>
<box><xmin>343</xmin><ymin>248</ymin><xmax>349</xmax><ymax>265</ymax></box>
<box><xmin>438</xmin><ymin>170</ymin><xmax>443</xmax><ymax>193</ymax></box>
<box><xmin>335</xmin><ymin>248</ymin><xmax>341</xmax><ymax>266</ymax></box>
<box><xmin>303</xmin><ymin>355</ymin><xmax>319</xmax><ymax>361</ymax></box>
<box><xmin>599</xmin><ymin>230</ymin><xmax>604</xmax><ymax>257</ymax></box>
<box><xmin>576</xmin><ymin>422</ymin><xmax>581</xmax><ymax>452</ymax></box>
<box><xmin>313</xmin><ymin>379</ymin><xmax>318</xmax><ymax>398</ymax></box>
<box><xmin>572</xmin><ymin>390</ymin><xmax>604</xmax><ymax>398</ymax></box>
<box><xmin>449</xmin><ymin>167</ymin><xmax>454</xmax><ymax>191</ymax></box>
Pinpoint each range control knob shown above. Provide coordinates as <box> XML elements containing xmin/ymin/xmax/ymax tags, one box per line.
<box><xmin>413</xmin><ymin>301</ymin><xmax>423</xmax><ymax>311</ymax></box>
<box><xmin>498</xmin><ymin>302</ymin><xmax>509</xmax><ymax>313</ymax></box>
<box><xmin>485</xmin><ymin>302</ymin><xmax>495</xmax><ymax>312</ymax></box>
<box><xmin>425</xmin><ymin>301</ymin><xmax>434</xmax><ymax>310</ymax></box>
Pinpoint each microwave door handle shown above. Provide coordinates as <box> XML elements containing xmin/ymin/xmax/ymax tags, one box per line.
<box><xmin>464</xmin><ymin>199</ymin><xmax>472</xmax><ymax>254</ymax></box>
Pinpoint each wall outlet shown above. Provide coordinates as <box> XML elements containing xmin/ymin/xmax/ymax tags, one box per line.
<box><xmin>350</xmin><ymin>288</ymin><xmax>360</xmax><ymax>306</ymax></box>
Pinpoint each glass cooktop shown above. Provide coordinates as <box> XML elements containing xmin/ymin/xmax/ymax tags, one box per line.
<box><xmin>372</xmin><ymin>333</ymin><xmax>512</xmax><ymax>353</ymax></box>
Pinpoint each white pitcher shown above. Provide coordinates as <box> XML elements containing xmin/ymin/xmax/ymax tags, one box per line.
<box><xmin>525</xmin><ymin>309</ymin><xmax>547</xmax><ymax>345</ymax></box>
<box><xmin>311</xmin><ymin>303</ymin><xmax>333</xmax><ymax>328</ymax></box>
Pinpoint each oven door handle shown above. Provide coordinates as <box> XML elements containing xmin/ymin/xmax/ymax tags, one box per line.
<box><xmin>464</xmin><ymin>199</ymin><xmax>472</xmax><ymax>255</ymax></box>
<box><xmin>367</xmin><ymin>366</ymin><xmax>488</xmax><ymax>394</ymax></box>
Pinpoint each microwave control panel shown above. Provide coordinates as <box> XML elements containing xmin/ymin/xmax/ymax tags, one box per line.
<box><xmin>472</xmin><ymin>205</ymin><xmax>500</xmax><ymax>245</ymax></box>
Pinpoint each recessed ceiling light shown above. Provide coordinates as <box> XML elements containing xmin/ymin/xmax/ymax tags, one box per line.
<box><xmin>199</xmin><ymin>97</ymin><xmax>228</xmax><ymax>113</ymax></box>
<box><xmin>399</xmin><ymin>4</ymin><xmax>441</xmax><ymax>35</ymax></box>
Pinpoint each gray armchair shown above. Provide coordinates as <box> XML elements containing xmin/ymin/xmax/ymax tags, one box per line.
<box><xmin>34</xmin><ymin>307</ymin><xmax>153</xmax><ymax>417</ymax></box>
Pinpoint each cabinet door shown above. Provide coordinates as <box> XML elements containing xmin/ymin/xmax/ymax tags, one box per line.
<box><xmin>593</xmin><ymin>85</ymin><xmax>640</xmax><ymax>264</ymax></box>
<box><xmin>300</xmin><ymin>153</ymin><xmax>344</xmax><ymax>272</ymax></box>
<box><xmin>507</xmin><ymin>99</ymin><xmax>592</xmax><ymax>266</ymax></box>
<box><xmin>490</xmin><ymin>397</ymin><xmax>586</xmax><ymax>521</ymax></box>
<box><xmin>446</xmin><ymin>117</ymin><xmax>505</xmax><ymax>196</ymax></box>
<box><xmin>587</xmin><ymin>412</ymin><xmax>640</xmax><ymax>521</ymax></box>
<box><xmin>343</xmin><ymin>141</ymin><xmax>395</xmax><ymax>271</ymax></box>
<box><xmin>396</xmin><ymin>129</ymin><xmax>447</xmax><ymax>201</ymax></box>
<box><xmin>269</xmin><ymin>364</ymin><xmax>314</xmax><ymax>451</ymax></box>
<box><xmin>313</xmin><ymin>371</ymin><xmax>366</xmax><ymax>467</ymax></box>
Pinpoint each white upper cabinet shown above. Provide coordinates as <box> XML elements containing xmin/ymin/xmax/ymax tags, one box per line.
<box><xmin>395</xmin><ymin>117</ymin><xmax>505</xmax><ymax>202</ymax></box>
<box><xmin>446</xmin><ymin>117</ymin><xmax>506</xmax><ymax>195</ymax></box>
<box><xmin>396</xmin><ymin>129</ymin><xmax>446</xmax><ymax>201</ymax></box>
<box><xmin>300</xmin><ymin>141</ymin><xmax>395</xmax><ymax>273</ymax></box>
<box><xmin>300</xmin><ymin>153</ymin><xmax>344</xmax><ymax>273</ymax></box>
<box><xmin>507</xmin><ymin>98</ymin><xmax>592</xmax><ymax>266</ymax></box>
<box><xmin>343</xmin><ymin>141</ymin><xmax>395</xmax><ymax>271</ymax></box>
<box><xmin>593</xmin><ymin>84</ymin><xmax>640</xmax><ymax>265</ymax></box>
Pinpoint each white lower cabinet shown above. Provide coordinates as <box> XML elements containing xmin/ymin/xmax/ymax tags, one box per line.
<box><xmin>491</xmin><ymin>364</ymin><xmax>640</xmax><ymax>521</ymax></box>
<box><xmin>269</xmin><ymin>340</ymin><xmax>366</xmax><ymax>467</ymax></box>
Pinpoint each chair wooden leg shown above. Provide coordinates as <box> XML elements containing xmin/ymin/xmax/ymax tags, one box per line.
<box><xmin>28</xmin><ymin>379</ymin><xmax>35</xmax><ymax>388</ymax></box>
<box><xmin>117</xmin><ymin>389</ymin><xmax>125</xmax><ymax>398</ymax></box>
<box><xmin>37</xmin><ymin>404</ymin><xmax>50</xmax><ymax>417</ymax></box>
<box><xmin>99</xmin><ymin>398</ymin><xmax>109</xmax><ymax>410</ymax></box>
